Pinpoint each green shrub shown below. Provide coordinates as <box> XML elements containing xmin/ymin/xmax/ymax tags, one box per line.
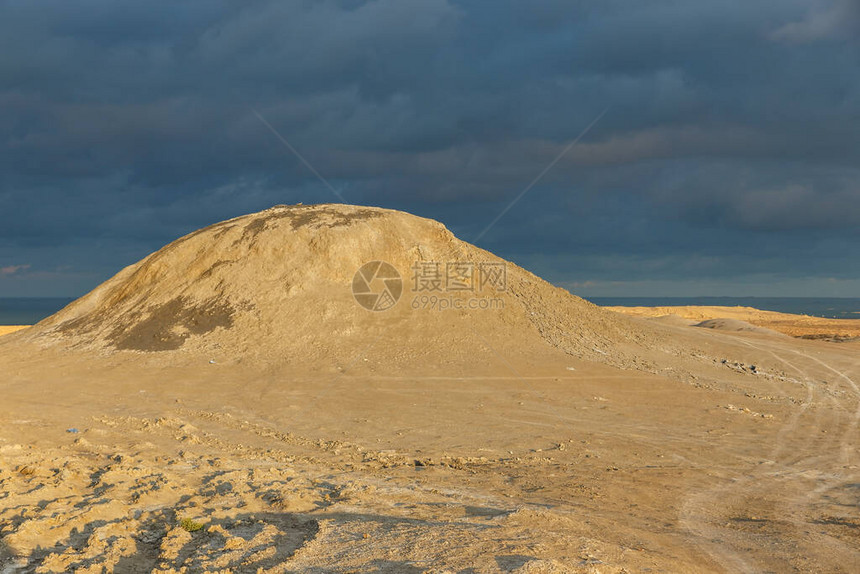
<box><xmin>179</xmin><ymin>517</ymin><xmax>205</xmax><ymax>532</ymax></box>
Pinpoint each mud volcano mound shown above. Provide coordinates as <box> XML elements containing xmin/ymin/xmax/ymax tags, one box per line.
<box><xmin>24</xmin><ymin>204</ymin><xmax>654</xmax><ymax>370</ymax></box>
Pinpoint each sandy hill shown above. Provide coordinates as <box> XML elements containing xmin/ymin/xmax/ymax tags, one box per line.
<box><xmin>13</xmin><ymin>204</ymin><xmax>660</xmax><ymax>373</ymax></box>
<box><xmin>694</xmin><ymin>318</ymin><xmax>786</xmax><ymax>337</ymax></box>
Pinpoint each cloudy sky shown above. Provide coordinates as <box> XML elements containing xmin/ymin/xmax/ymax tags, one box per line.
<box><xmin>1</xmin><ymin>0</ymin><xmax>858</xmax><ymax>298</ymax></box>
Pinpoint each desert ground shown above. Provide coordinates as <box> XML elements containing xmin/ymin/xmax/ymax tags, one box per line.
<box><xmin>605</xmin><ymin>306</ymin><xmax>860</xmax><ymax>341</ymax></box>
<box><xmin>1</xmin><ymin>205</ymin><xmax>858</xmax><ymax>573</ymax></box>
<box><xmin>0</xmin><ymin>327</ymin><xmax>27</xmax><ymax>338</ymax></box>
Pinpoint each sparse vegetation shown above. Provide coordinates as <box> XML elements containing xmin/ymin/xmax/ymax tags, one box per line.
<box><xmin>179</xmin><ymin>517</ymin><xmax>205</xmax><ymax>532</ymax></box>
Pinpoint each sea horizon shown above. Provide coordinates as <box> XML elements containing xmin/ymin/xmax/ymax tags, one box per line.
<box><xmin>0</xmin><ymin>297</ymin><xmax>75</xmax><ymax>325</ymax></box>
<box><xmin>2</xmin><ymin>295</ymin><xmax>859</xmax><ymax>325</ymax></box>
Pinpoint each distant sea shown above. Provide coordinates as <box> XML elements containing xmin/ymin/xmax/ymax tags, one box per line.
<box><xmin>1</xmin><ymin>296</ymin><xmax>859</xmax><ymax>325</ymax></box>
<box><xmin>588</xmin><ymin>297</ymin><xmax>860</xmax><ymax>320</ymax></box>
<box><xmin>0</xmin><ymin>297</ymin><xmax>74</xmax><ymax>325</ymax></box>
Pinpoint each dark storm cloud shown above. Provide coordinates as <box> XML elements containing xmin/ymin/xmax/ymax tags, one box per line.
<box><xmin>0</xmin><ymin>0</ymin><xmax>858</xmax><ymax>296</ymax></box>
